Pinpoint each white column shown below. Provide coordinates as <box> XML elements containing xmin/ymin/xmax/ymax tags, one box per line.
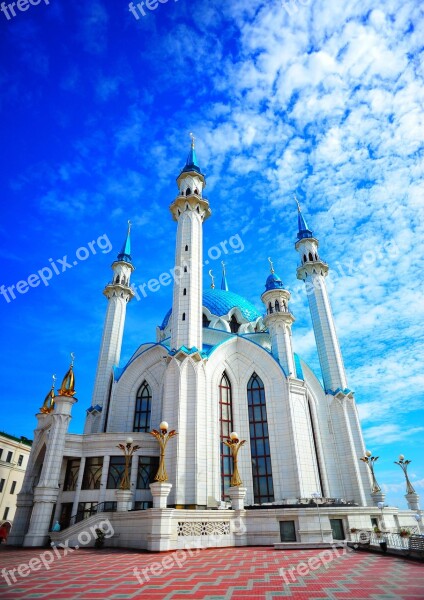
<box><xmin>170</xmin><ymin>209</ymin><xmax>203</xmax><ymax>350</ymax></box>
<box><xmin>305</xmin><ymin>273</ymin><xmax>347</xmax><ymax>392</ymax></box>
<box><xmin>24</xmin><ymin>395</ymin><xmax>77</xmax><ymax>546</ymax></box>
<box><xmin>8</xmin><ymin>414</ymin><xmax>49</xmax><ymax>545</ymax></box>
<box><xmin>70</xmin><ymin>456</ymin><xmax>86</xmax><ymax>519</ymax></box>
<box><xmin>91</xmin><ymin>286</ymin><xmax>132</xmax><ymax>413</ymax></box>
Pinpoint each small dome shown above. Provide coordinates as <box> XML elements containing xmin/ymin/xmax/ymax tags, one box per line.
<box><xmin>160</xmin><ymin>288</ymin><xmax>261</xmax><ymax>330</ymax></box>
<box><xmin>265</xmin><ymin>273</ymin><xmax>284</xmax><ymax>291</ymax></box>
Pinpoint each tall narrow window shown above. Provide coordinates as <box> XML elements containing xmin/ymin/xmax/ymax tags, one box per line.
<box><xmin>247</xmin><ymin>373</ymin><xmax>274</xmax><ymax>504</ymax></box>
<box><xmin>107</xmin><ymin>456</ymin><xmax>127</xmax><ymax>489</ymax></box>
<box><xmin>137</xmin><ymin>456</ymin><xmax>160</xmax><ymax>489</ymax></box>
<box><xmin>63</xmin><ymin>458</ymin><xmax>80</xmax><ymax>491</ymax></box>
<box><xmin>81</xmin><ymin>457</ymin><xmax>103</xmax><ymax>490</ymax></box>
<box><xmin>133</xmin><ymin>381</ymin><xmax>152</xmax><ymax>432</ymax></box>
<box><xmin>219</xmin><ymin>373</ymin><xmax>233</xmax><ymax>500</ymax></box>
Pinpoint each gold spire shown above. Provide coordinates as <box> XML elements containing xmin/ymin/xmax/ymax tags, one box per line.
<box><xmin>58</xmin><ymin>353</ymin><xmax>76</xmax><ymax>397</ymax></box>
<box><xmin>190</xmin><ymin>132</ymin><xmax>195</xmax><ymax>149</ymax></box>
<box><xmin>268</xmin><ymin>257</ymin><xmax>275</xmax><ymax>274</ymax></box>
<box><xmin>208</xmin><ymin>269</ymin><xmax>215</xmax><ymax>289</ymax></box>
<box><xmin>40</xmin><ymin>374</ymin><xmax>56</xmax><ymax>414</ymax></box>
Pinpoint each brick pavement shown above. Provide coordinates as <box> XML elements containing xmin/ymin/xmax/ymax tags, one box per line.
<box><xmin>0</xmin><ymin>546</ymin><xmax>423</xmax><ymax>599</ymax></box>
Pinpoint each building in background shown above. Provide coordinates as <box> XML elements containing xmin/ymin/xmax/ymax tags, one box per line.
<box><xmin>9</xmin><ymin>141</ymin><xmax>420</xmax><ymax>550</ymax></box>
<box><xmin>0</xmin><ymin>432</ymin><xmax>32</xmax><ymax>542</ymax></box>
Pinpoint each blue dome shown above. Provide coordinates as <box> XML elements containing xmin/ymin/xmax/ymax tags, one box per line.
<box><xmin>160</xmin><ymin>288</ymin><xmax>262</xmax><ymax>330</ymax></box>
<box><xmin>265</xmin><ymin>273</ymin><xmax>284</xmax><ymax>291</ymax></box>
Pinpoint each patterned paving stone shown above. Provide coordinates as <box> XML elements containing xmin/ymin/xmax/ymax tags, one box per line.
<box><xmin>0</xmin><ymin>546</ymin><xmax>423</xmax><ymax>599</ymax></box>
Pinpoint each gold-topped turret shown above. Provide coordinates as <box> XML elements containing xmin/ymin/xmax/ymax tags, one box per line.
<box><xmin>40</xmin><ymin>374</ymin><xmax>56</xmax><ymax>414</ymax></box>
<box><xmin>58</xmin><ymin>353</ymin><xmax>76</xmax><ymax>397</ymax></box>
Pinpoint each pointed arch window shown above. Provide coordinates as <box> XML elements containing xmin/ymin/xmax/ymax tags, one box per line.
<box><xmin>275</xmin><ymin>300</ymin><xmax>280</xmax><ymax>312</ymax></box>
<box><xmin>133</xmin><ymin>381</ymin><xmax>152</xmax><ymax>432</ymax></box>
<box><xmin>247</xmin><ymin>373</ymin><xmax>274</xmax><ymax>504</ymax></box>
<box><xmin>229</xmin><ymin>315</ymin><xmax>240</xmax><ymax>333</ymax></box>
<box><xmin>219</xmin><ymin>373</ymin><xmax>233</xmax><ymax>500</ymax></box>
<box><xmin>309</xmin><ymin>252</ymin><xmax>313</xmax><ymax>262</ymax></box>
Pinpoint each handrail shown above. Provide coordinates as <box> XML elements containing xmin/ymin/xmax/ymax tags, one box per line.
<box><xmin>64</xmin><ymin>502</ymin><xmax>117</xmax><ymax>529</ymax></box>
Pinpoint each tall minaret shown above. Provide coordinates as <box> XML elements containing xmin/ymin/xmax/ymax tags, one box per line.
<box><xmin>170</xmin><ymin>135</ymin><xmax>211</xmax><ymax>350</ymax></box>
<box><xmin>295</xmin><ymin>201</ymin><xmax>347</xmax><ymax>393</ymax></box>
<box><xmin>24</xmin><ymin>359</ymin><xmax>78</xmax><ymax>546</ymax></box>
<box><xmin>261</xmin><ymin>258</ymin><xmax>296</xmax><ymax>377</ymax></box>
<box><xmin>89</xmin><ymin>223</ymin><xmax>135</xmax><ymax>431</ymax></box>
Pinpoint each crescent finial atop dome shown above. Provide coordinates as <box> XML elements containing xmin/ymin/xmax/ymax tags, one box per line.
<box><xmin>58</xmin><ymin>353</ymin><xmax>76</xmax><ymax>397</ymax></box>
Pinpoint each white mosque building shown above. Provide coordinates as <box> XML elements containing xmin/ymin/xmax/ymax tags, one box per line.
<box><xmin>9</xmin><ymin>141</ymin><xmax>420</xmax><ymax>550</ymax></box>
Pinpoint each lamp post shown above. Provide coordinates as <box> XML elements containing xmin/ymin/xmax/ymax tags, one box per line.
<box><xmin>394</xmin><ymin>455</ymin><xmax>415</xmax><ymax>494</ymax></box>
<box><xmin>414</xmin><ymin>513</ymin><xmax>422</xmax><ymax>536</ymax></box>
<box><xmin>311</xmin><ymin>491</ymin><xmax>324</xmax><ymax>542</ymax></box>
<box><xmin>377</xmin><ymin>501</ymin><xmax>388</xmax><ymax>552</ymax></box>
<box><xmin>149</xmin><ymin>421</ymin><xmax>178</xmax><ymax>483</ymax></box>
<box><xmin>395</xmin><ymin>454</ymin><xmax>420</xmax><ymax>511</ymax></box>
<box><xmin>377</xmin><ymin>501</ymin><xmax>386</xmax><ymax>530</ymax></box>
<box><xmin>223</xmin><ymin>432</ymin><xmax>246</xmax><ymax>487</ymax></box>
<box><xmin>224</xmin><ymin>433</ymin><xmax>247</xmax><ymax>511</ymax></box>
<box><xmin>360</xmin><ymin>450</ymin><xmax>382</xmax><ymax>493</ymax></box>
<box><xmin>117</xmin><ymin>437</ymin><xmax>140</xmax><ymax>490</ymax></box>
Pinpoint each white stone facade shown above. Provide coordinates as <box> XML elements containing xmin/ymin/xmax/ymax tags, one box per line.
<box><xmin>10</xmin><ymin>145</ymin><xmax>420</xmax><ymax>549</ymax></box>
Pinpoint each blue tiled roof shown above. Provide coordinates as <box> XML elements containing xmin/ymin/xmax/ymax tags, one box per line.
<box><xmin>297</xmin><ymin>208</ymin><xmax>313</xmax><ymax>240</ymax></box>
<box><xmin>117</xmin><ymin>227</ymin><xmax>132</xmax><ymax>264</ymax></box>
<box><xmin>265</xmin><ymin>273</ymin><xmax>284</xmax><ymax>291</ymax></box>
<box><xmin>160</xmin><ymin>289</ymin><xmax>262</xmax><ymax>330</ymax></box>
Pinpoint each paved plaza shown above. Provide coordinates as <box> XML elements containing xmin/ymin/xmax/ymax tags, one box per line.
<box><xmin>0</xmin><ymin>546</ymin><xmax>423</xmax><ymax>599</ymax></box>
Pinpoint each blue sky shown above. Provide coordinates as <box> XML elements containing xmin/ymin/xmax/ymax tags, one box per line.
<box><xmin>0</xmin><ymin>0</ymin><xmax>423</xmax><ymax>509</ymax></box>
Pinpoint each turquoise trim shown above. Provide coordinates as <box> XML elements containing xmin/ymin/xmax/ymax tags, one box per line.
<box><xmin>115</xmin><ymin>342</ymin><xmax>171</xmax><ymax>381</ymax></box>
<box><xmin>160</xmin><ymin>289</ymin><xmax>262</xmax><ymax>330</ymax></box>
<box><xmin>294</xmin><ymin>353</ymin><xmax>304</xmax><ymax>381</ymax></box>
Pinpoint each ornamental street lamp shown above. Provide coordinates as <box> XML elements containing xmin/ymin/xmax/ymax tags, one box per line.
<box><xmin>223</xmin><ymin>432</ymin><xmax>246</xmax><ymax>487</ymax></box>
<box><xmin>360</xmin><ymin>450</ymin><xmax>382</xmax><ymax>493</ymax></box>
<box><xmin>149</xmin><ymin>422</ymin><xmax>178</xmax><ymax>483</ymax></box>
<box><xmin>394</xmin><ymin>455</ymin><xmax>416</xmax><ymax>494</ymax></box>
<box><xmin>311</xmin><ymin>491</ymin><xmax>324</xmax><ymax>542</ymax></box>
<box><xmin>414</xmin><ymin>513</ymin><xmax>422</xmax><ymax>535</ymax></box>
<box><xmin>117</xmin><ymin>437</ymin><xmax>140</xmax><ymax>490</ymax></box>
<box><xmin>377</xmin><ymin>500</ymin><xmax>386</xmax><ymax>531</ymax></box>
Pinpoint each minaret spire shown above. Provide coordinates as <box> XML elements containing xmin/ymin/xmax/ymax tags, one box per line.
<box><xmin>295</xmin><ymin>195</ymin><xmax>313</xmax><ymax>240</ymax></box>
<box><xmin>295</xmin><ymin>205</ymin><xmax>347</xmax><ymax>393</ymax></box>
<box><xmin>170</xmin><ymin>137</ymin><xmax>211</xmax><ymax>350</ymax></box>
<box><xmin>88</xmin><ymin>223</ymin><xmax>135</xmax><ymax>433</ymax></box>
<box><xmin>221</xmin><ymin>261</ymin><xmax>229</xmax><ymax>291</ymax></box>
<box><xmin>294</xmin><ymin>203</ymin><xmax>370</xmax><ymax>506</ymax></box>
<box><xmin>117</xmin><ymin>220</ymin><xmax>132</xmax><ymax>263</ymax></box>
